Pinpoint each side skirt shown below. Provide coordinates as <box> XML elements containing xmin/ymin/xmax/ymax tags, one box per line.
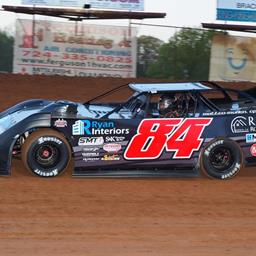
<box><xmin>73</xmin><ymin>168</ymin><xmax>200</xmax><ymax>178</ymax></box>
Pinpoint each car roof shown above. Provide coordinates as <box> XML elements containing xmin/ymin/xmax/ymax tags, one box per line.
<box><xmin>129</xmin><ymin>82</ymin><xmax>211</xmax><ymax>93</ymax></box>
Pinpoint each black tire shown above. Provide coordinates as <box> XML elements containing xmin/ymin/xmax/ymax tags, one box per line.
<box><xmin>21</xmin><ymin>129</ymin><xmax>71</xmax><ymax>178</ymax></box>
<box><xmin>200</xmin><ymin>138</ymin><xmax>243</xmax><ymax>180</ymax></box>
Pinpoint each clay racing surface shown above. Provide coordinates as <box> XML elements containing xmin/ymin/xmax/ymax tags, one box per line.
<box><xmin>0</xmin><ymin>75</ymin><xmax>256</xmax><ymax>256</ymax></box>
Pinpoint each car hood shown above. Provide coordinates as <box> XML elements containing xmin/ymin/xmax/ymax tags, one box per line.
<box><xmin>0</xmin><ymin>99</ymin><xmax>52</xmax><ymax>118</ymax></box>
<box><xmin>0</xmin><ymin>99</ymin><xmax>53</xmax><ymax>134</ymax></box>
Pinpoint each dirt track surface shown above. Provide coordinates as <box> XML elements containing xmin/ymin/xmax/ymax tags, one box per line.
<box><xmin>2</xmin><ymin>162</ymin><xmax>256</xmax><ymax>256</ymax></box>
<box><xmin>0</xmin><ymin>75</ymin><xmax>256</xmax><ymax>255</ymax></box>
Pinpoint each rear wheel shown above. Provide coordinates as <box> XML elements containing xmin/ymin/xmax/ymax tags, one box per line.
<box><xmin>21</xmin><ymin>129</ymin><xmax>71</xmax><ymax>177</ymax></box>
<box><xmin>200</xmin><ymin>138</ymin><xmax>243</xmax><ymax>180</ymax></box>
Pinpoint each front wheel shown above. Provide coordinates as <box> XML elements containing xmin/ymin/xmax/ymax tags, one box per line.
<box><xmin>200</xmin><ymin>138</ymin><xmax>243</xmax><ymax>180</ymax></box>
<box><xmin>21</xmin><ymin>129</ymin><xmax>71</xmax><ymax>177</ymax></box>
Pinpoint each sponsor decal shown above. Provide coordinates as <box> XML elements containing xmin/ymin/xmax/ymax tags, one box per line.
<box><xmin>54</xmin><ymin>119</ymin><xmax>67</xmax><ymax>128</ymax></box>
<box><xmin>231</xmin><ymin>116</ymin><xmax>249</xmax><ymax>133</ymax></box>
<box><xmin>38</xmin><ymin>137</ymin><xmax>62</xmax><ymax>145</ymax></box>
<box><xmin>82</xmin><ymin>147</ymin><xmax>100</xmax><ymax>152</ymax></box>
<box><xmin>73</xmin><ymin>120</ymin><xmax>86</xmax><ymax>135</ymax></box>
<box><xmin>78</xmin><ymin>137</ymin><xmax>104</xmax><ymax>146</ymax></box>
<box><xmin>103</xmin><ymin>143</ymin><xmax>122</xmax><ymax>153</ymax></box>
<box><xmin>105</xmin><ymin>136</ymin><xmax>126</xmax><ymax>142</ymax></box>
<box><xmin>202</xmin><ymin>110</ymin><xmax>248</xmax><ymax>117</ymax></box>
<box><xmin>82</xmin><ymin>152</ymin><xmax>100</xmax><ymax>157</ymax></box>
<box><xmin>231</xmin><ymin>116</ymin><xmax>256</xmax><ymax>134</ymax></box>
<box><xmin>124</xmin><ymin>118</ymin><xmax>212</xmax><ymax>160</ymax></box>
<box><xmin>246</xmin><ymin>133</ymin><xmax>256</xmax><ymax>143</ymax></box>
<box><xmin>83</xmin><ymin>157</ymin><xmax>100</xmax><ymax>162</ymax></box>
<box><xmin>250</xmin><ymin>144</ymin><xmax>256</xmax><ymax>157</ymax></box>
<box><xmin>102</xmin><ymin>154</ymin><xmax>120</xmax><ymax>161</ymax></box>
<box><xmin>72</xmin><ymin>120</ymin><xmax>129</xmax><ymax>136</ymax></box>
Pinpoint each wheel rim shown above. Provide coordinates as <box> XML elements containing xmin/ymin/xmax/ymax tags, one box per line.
<box><xmin>209</xmin><ymin>146</ymin><xmax>234</xmax><ymax>172</ymax></box>
<box><xmin>34</xmin><ymin>143</ymin><xmax>60</xmax><ymax>168</ymax></box>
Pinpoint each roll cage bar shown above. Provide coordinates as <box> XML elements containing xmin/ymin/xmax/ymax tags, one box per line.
<box><xmin>196</xmin><ymin>87</ymin><xmax>256</xmax><ymax>112</ymax></box>
<box><xmin>101</xmin><ymin>91</ymin><xmax>147</xmax><ymax>118</ymax></box>
<box><xmin>84</xmin><ymin>83</ymin><xmax>129</xmax><ymax>105</ymax></box>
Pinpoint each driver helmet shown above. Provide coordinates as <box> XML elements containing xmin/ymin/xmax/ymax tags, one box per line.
<box><xmin>158</xmin><ymin>93</ymin><xmax>177</xmax><ymax>116</ymax></box>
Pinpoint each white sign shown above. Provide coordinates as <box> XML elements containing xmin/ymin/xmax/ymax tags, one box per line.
<box><xmin>22</xmin><ymin>0</ymin><xmax>144</xmax><ymax>10</ymax></box>
<box><xmin>217</xmin><ymin>0</ymin><xmax>256</xmax><ymax>22</ymax></box>
<box><xmin>13</xmin><ymin>19</ymin><xmax>137</xmax><ymax>78</ymax></box>
<box><xmin>209</xmin><ymin>35</ymin><xmax>256</xmax><ymax>82</ymax></box>
<box><xmin>217</xmin><ymin>0</ymin><xmax>256</xmax><ymax>10</ymax></box>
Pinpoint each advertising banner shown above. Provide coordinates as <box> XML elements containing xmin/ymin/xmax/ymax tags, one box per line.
<box><xmin>87</xmin><ymin>0</ymin><xmax>144</xmax><ymax>11</ymax></box>
<box><xmin>13</xmin><ymin>19</ymin><xmax>137</xmax><ymax>78</ymax></box>
<box><xmin>217</xmin><ymin>0</ymin><xmax>256</xmax><ymax>22</ymax></box>
<box><xmin>22</xmin><ymin>0</ymin><xmax>144</xmax><ymax>11</ymax></box>
<box><xmin>22</xmin><ymin>0</ymin><xmax>85</xmax><ymax>7</ymax></box>
<box><xmin>209</xmin><ymin>34</ymin><xmax>256</xmax><ymax>82</ymax></box>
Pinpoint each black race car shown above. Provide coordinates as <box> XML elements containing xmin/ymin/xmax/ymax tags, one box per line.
<box><xmin>1</xmin><ymin>81</ymin><xmax>256</xmax><ymax>179</ymax></box>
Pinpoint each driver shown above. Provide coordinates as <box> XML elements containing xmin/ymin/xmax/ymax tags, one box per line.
<box><xmin>158</xmin><ymin>93</ymin><xmax>183</xmax><ymax>118</ymax></box>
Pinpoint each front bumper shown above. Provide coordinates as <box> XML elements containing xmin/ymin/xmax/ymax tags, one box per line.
<box><xmin>0</xmin><ymin>113</ymin><xmax>51</xmax><ymax>176</ymax></box>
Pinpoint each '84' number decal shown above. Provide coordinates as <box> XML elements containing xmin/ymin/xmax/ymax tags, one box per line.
<box><xmin>124</xmin><ymin>118</ymin><xmax>212</xmax><ymax>160</ymax></box>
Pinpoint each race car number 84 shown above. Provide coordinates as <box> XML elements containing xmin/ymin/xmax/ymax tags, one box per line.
<box><xmin>124</xmin><ymin>118</ymin><xmax>212</xmax><ymax>160</ymax></box>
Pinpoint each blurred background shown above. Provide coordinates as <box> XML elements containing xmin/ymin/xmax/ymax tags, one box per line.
<box><xmin>0</xmin><ymin>0</ymin><xmax>256</xmax><ymax>82</ymax></box>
